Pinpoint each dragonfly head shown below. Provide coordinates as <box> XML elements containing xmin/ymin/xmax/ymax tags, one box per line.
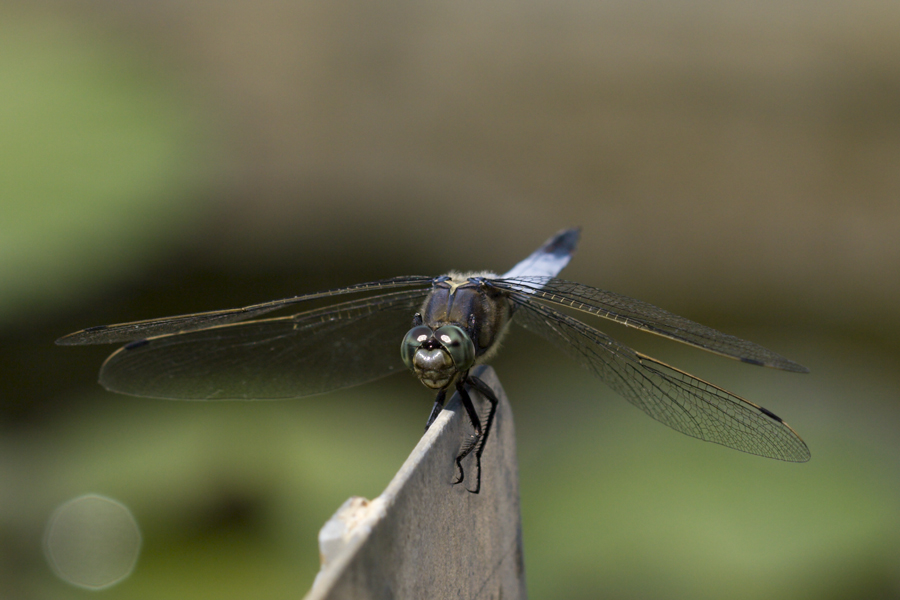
<box><xmin>401</xmin><ymin>324</ymin><xmax>476</xmax><ymax>389</ymax></box>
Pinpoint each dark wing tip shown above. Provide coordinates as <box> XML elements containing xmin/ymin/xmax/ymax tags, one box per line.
<box><xmin>757</xmin><ymin>406</ymin><xmax>811</xmax><ymax>462</ymax></box>
<box><xmin>758</xmin><ymin>406</ymin><xmax>784</xmax><ymax>423</ymax></box>
<box><xmin>123</xmin><ymin>339</ymin><xmax>150</xmax><ymax>351</ymax></box>
<box><xmin>740</xmin><ymin>356</ymin><xmax>810</xmax><ymax>374</ymax></box>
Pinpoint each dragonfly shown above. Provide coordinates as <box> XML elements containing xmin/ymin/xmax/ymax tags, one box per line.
<box><xmin>57</xmin><ymin>228</ymin><xmax>809</xmax><ymax>492</ymax></box>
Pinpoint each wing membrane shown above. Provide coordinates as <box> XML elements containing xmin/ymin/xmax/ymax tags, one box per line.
<box><xmin>493</xmin><ymin>277</ymin><xmax>807</xmax><ymax>373</ymax></box>
<box><xmin>512</xmin><ymin>298</ymin><xmax>810</xmax><ymax>461</ymax></box>
<box><xmin>97</xmin><ymin>288</ymin><xmax>431</xmax><ymax>399</ymax></box>
<box><xmin>56</xmin><ymin>276</ymin><xmax>434</xmax><ymax>345</ymax></box>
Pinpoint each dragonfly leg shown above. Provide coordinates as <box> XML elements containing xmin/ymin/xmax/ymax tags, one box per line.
<box><xmin>452</xmin><ymin>382</ymin><xmax>481</xmax><ymax>489</ymax></box>
<box><xmin>453</xmin><ymin>375</ymin><xmax>499</xmax><ymax>494</ymax></box>
<box><xmin>424</xmin><ymin>389</ymin><xmax>447</xmax><ymax>432</ymax></box>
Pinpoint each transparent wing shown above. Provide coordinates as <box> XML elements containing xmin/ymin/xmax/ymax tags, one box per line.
<box><xmin>56</xmin><ymin>276</ymin><xmax>434</xmax><ymax>345</ymax></box>
<box><xmin>97</xmin><ymin>288</ymin><xmax>431</xmax><ymax>400</ymax></box>
<box><xmin>513</xmin><ymin>298</ymin><xmax>810</xmax><ymax>461</ymax></box>
<box><xmin>491</xmin><ymin>277</ymin><xmax>807</xmax><ymax>373</ymax></box>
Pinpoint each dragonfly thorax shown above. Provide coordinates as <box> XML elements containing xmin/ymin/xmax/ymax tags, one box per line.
<box><xmin>421</xmin><ymin>276</ymin><xmax>513</xmax><ymax>360</ymax></box>
<box><xmin>399</xmin><ymin>275</ymin><xmax>515</xmax><ymax>390</ymax></box>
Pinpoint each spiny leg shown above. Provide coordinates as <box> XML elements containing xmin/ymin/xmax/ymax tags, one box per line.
<box><xmin>452</xmin><ymin>381</ymin><xmax>482</xmax><ymax>488</ymax></box>
<box><xmin>458</xmin><ymin>375</ymin><xmax>500</xmax><ymax>493</ymax></box>
<box><xmin>466</xmin><ymin>375</ymin><xmax>500</xmax><ymax>490</ymax></box>
<box><xmin>453</xmin><ymin>375</ymin><xmax>500</xmax><ymax>494</ymax></box>
<box><xmin>424</xmin><ymin>389</ymin><xmax>447</xmax><ymax>432</ymax></box>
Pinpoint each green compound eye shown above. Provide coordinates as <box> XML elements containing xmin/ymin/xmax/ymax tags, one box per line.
<box><xmin>433</xmin><ymin>325</ymin><xmax>476</xmax><ymax>371</ymax></box>
<box><xmin>401</xmin><ymin>325</ymin><xmax>434</xmax><ymax>369</ymax></box>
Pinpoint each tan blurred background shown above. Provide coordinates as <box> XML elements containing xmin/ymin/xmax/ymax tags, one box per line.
<box><xmin>2</xmin><ymin>0</ymin><xmax>899</xmax><ymax>598</ymax></box>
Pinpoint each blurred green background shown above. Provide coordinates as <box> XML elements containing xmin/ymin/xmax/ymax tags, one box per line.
<box><xmin>3</xmin><ymin>0</ymin><xmax>899</xmax><ymax>598</ymax></box>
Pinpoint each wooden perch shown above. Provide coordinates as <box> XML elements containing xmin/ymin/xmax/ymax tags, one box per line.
<box><xmin>305</xmin><ymin>365</ymin><xmax>526</xmax><ymax>600</ymax></box>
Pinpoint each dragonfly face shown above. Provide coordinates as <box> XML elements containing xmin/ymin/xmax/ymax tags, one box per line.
<box><xmin>57</xmin><ymin>228</ymin><xmax>810</xmax><ymax>493</ymax></box>
<box><xmin>401</xmin><ymin>322</ymin><xmax>476</xmax><ymax>389</ymax></box>
<box><xmin>401</xmin><ymin>275</ymin><xmax>514</xmax><ymax>390</ymax></box>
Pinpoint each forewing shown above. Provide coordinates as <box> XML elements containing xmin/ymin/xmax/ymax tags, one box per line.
<box><xmin>97</xmin><ymin>288</ymin><xmax>431</xmax><ymax>399</ymax></box>
<box><xmin>56</xmin><ymin>276</ymin><xmax>434</xmax><ymax>345</ymax></box>
<box><xmin>513</xmin><ymin>299</ymin><xmax>810</xmax><ymax>462</ymax></box>
<box><xmin>493</xmin><ymin>277</ymin><xmax>807</xmax><ymax>373</ymax></box>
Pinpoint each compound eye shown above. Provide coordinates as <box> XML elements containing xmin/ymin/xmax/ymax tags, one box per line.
<box><xmin>433</xmin><ymin>325</ymin><xmax>476</xmax><ymax>371</ymax></box>
<box><xmin>400</xmin><ymin>325</ymin><xmax>434</xmax><ymax>368</ymax></box>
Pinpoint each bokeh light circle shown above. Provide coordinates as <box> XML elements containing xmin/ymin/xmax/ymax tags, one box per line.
<box><xmin>44</xmin><ymin>494</ymin><xmax>142</xmax><ymax>589</ymax></box>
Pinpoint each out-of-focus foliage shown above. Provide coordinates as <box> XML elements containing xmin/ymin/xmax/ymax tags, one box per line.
<box><xmin>0</xmin><ymin>10</ymin><xmax>208</xmax><ymax>323</ymax></box>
